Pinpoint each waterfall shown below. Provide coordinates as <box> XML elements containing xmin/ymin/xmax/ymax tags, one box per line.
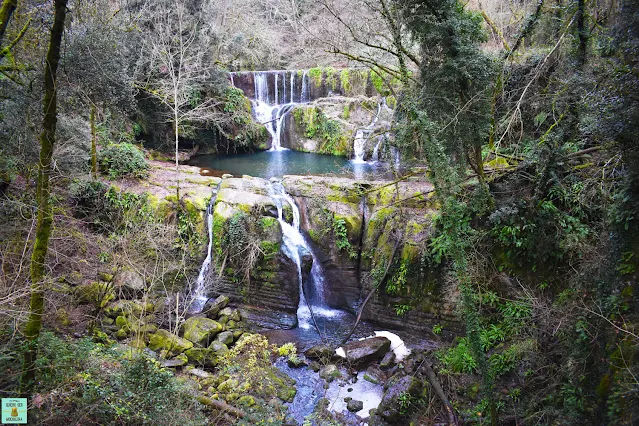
<box><xmin>352</xmin><ymin>99</ymin><xmax>383</xmax><ymax>163</ymax></box>
<box><xmin>269</xmin><ymin>181</ymin><xmax>340</xmax><ymax>329</ymax></box>
<box><xmin>229</xmin><ymin>70</ymin><xmax>319</xmax><ymax>151</ymax></box>
<box><xmin>189</xmin><ymin>182</ymin><xmax>222</xmax><ymax>313</ymax></box>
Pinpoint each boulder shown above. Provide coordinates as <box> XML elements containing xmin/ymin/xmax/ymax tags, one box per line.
<box><xmin>343</xmin><ymin>337</ymin><xmax>391</xmax><ymax>367</ymax></box>
<box><xmin>364</xmin><ymin>365</ymin><xmax>386</xmax><ymax>385</ymax></box>
<box><xmin>319</xmin><ymin>364</ymin><xmax>341</xmax><ymax>382</ymax></box>
<box><xmin>148</xmin><ymin>329</ymin><xmax>193</xmax><ymax>354</ymax></box>
<box><xmin>305</xmin><ymin>344</ymin><xmax>336</xmax><ymax>361</ymax></box>
<box><xmin>181</xmin><ymin>316</ymin><xmax>223</xmax><ymax>346</ymax></box>
<box><xmin>347</xmin><ymin>399</ymin><xmax>364</xmax><ymax>413</ymax></box>
<box><xmin>184</xmin><ymin>348</ymin><xmax>219</xmax><ymax>367</ymax></box>
<box><xmin>202</xmin><ymin>295</ymin><xmax>230</xmax><ymax>319</ymax></box>
<box><xmin>377</xmin><ymin>375</ymin><xmax>422</xmax><ymax>422</ymax></box>
<box><xmin>114</xmin><ymin>269</ymin><xmax>145</xmax><ymax>296</ymax></box>
<box><xmin>287</xmin><ymin>356</ymin><xmax>307</xmax><ymax>368</ymax></box>
<box><xmin>75</xmin><ymin>281</ymin><xmax>114</xmax><ymax>308</ymax></box>
<box><xmin>380</xmin><ymin>351</ymin><xmax>396</xmax><ymax>369</ymax></box>
<box><xmin>208</xmin><ymin>341</ymin><xmax>229</xmax><ymax>356</ymax></box>
<box><xmin>188</xmin><ymin>368</ymin><xmax>211</xmax><ymax>379</ymax></box>
<box><xmin>162</xmin><ymin>355</ymin><xmax>187</xmax><ymax>368</ymax></box>
<box><xmin>215</xmin><ymin>331</ymin><xmax>234</xmax><ymax>346</ymax></box>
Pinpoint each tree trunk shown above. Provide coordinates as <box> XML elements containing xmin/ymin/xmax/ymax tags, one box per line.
<box><xmin>0</xmin><ymin>0</ymin><xmax>17</xmax><ymax>44</ymax></box>
<box><xmin>20</xmin><ymin>0</ymin><xmax>67</xmax><ymax>395</ymax></box>
<box><xmin>90</xmin><ymin>104</ymin><xmax>97</xmax><ymax>179</ymax></box>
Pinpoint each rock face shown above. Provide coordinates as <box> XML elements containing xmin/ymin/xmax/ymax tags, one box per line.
<box><xmin>210</xmin><ymin>177</ymin><xmax>300</xmax><ymax>329</ymax></box>
<box><xmin>282</xmin><ymin>175</ymin><xmax>462</xmax><ymax>335</ymax></box>
<box><xmin>342</xmin><ymin>337</ymin><xmax>391</xmax><ymax>367</ymax></box>
<box><xmin>148</xmin><ymin>329</ymin><xmax>193</xmax><ymax>354</ymax></box>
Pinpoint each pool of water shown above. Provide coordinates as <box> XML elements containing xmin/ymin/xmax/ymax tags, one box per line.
<box><xmin>187</xmin><ymin>150</ymin><xmax>390</xmax><ymax>179</ymax></box>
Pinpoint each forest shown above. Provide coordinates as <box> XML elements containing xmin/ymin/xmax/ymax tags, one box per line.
<box><xmin>0</xmin><ymin>0</ymin><xmax>638</xmax><ymax>425</ymax></box>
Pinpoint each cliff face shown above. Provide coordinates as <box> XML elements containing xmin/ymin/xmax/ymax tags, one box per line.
<box><xmin>202</xmin><ymin>174</ymin><xmax>460</xmax><ymax>337</ymax></box>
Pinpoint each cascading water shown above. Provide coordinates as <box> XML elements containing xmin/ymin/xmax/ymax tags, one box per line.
<box><xmin>189</xmin><ymin>182</ymin><xmax>222</xmax><ymax>313</ymax></box>
<box><xmin>352</xmin><ymin>99</ymin><xmax>383</xmax><ymax>164</ymax></box>
<box><xmin>229</xmin><ymin>70</ymin><xmax>312</xmax><ymax>151</ymax></box>
<box><xmin>269</xmin><ymin>180</ymin><xmax>341</xmax><ymax>329</ymax></box>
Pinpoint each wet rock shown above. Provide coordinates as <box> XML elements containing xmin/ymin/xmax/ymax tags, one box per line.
<box><xmin>287</xmin><ymin>356</ymin><xmax>307</xmax><ymax>368</ymax></box>
<box><xmin>202</xmin><ymin>295</ymin><xmax>229</xmax><ymax>319</ymax></box>
<box><xmin>218</xmin><ymin>307</ymin><xmax>234</xmax><ymax>317</ymax></box>
<box><xmin>181</xmin><ymin>316</ymin><xmax>223</xmax><ymax>346</ymax></box>
<box><xmin>215</xmin><ymin>331</ymin><xmax>234</xmax><ymax>346</ymax></box>
<box><xmin>309</xmin><ymin>361</ymin><xmax>321</xmax><ymax>372</ymax></box>
<box><xmin>319</xmin><ymin>364</ymin><xmax>341</xmax><ymax>382</ymax></box>
<box><xmin>300</xmin><ymin>247</ymin><xmax>313</xmax><ymax>275</ymax></box>
<box><xmin>364</xmin><ymin>365</ymin><xmax>386</xmax><ymax>385</ymax></box>
<box><xmin>347</xmin><ymin>399</ymin><xmax>364</xmax><ymax>412</ymax></box>
<box><xmin>377</xmin><ymin>375</ymin><xmax>422</xmax><ymax>422</ymax></box>
<box><xmin>380</xmin><ymin>351</ymin><xmax>396</xmax><ymax>369</ymax></box>
<box><xmin>342</xmin><ymin>337</ymin><xmax>391</xmax><ymax>367</ymax></box>
<box><xmin>148</xmin><ymin>329</ymin><xmax>193</xmax><ymax>354</ymax></box>
<box><xmin>305</xmin><ymin>344</ymin><xmax>336</xmax><ymax>361</ymax></box>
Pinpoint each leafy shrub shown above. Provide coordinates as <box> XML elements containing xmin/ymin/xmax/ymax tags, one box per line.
<box><xmin>29</xmin><ymin>332</ymin><xmax>206</xmax><ymax>425</ymax></box>
<box><xmin>439</xmin><ymin>337</ymin><xmax>477</xmax><ymax>374</ymax></box>
<box><xmin>69</xmin><ymin>179</ymin><xmax>108</xmax><ymax>218</ymax></box>
<box><xmin>98</xmin><ymin>143</ymin><xmax>149</xmax><ymax>179</ymax></box>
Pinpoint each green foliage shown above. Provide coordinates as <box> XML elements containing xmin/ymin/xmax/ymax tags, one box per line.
<box><xmin>394</xmin><ymin>303</ymin><xmax>412</xmax><ymax>316</ymax></box>
<box><xmin>333</xmin><ymin>217</ymin><xmax>350</xmax><ymax>251</ymax></box>
<box><xmin>439</xmin><ymin>337</ymin><xmax>477</xmax><ymax>374</ymax></box>
<box><xmin>432</xmin><ymin>324</ymin><xmax>443</xmax><ymax>335</ymax></box>
<box><xmin>340</xmin><ymin>69</ymin><xmax>351</xmax><ymax>93</ymax></box>
<box><xmin>278</xmin><ymin>342</ymin><xmax>297</xmax><ymax>357</ymax></box>
<box><xmin>324</xmin><ymin>66</ymin><xmax>337</xmax><ymax>90</ymax></box>
<box><xmin>308</xmin><ymin>67</ymin><xmax>323</xmax><ymax>85</ymax></box>
<box><xmin>22</xmin><ymin>332</ymin><xmax>206</xmax><ymax>425</ymax></box>
<box><xmin>292</xmin><ymin>106</ymin><xmax>349</xmax><ymax>156</ymax></box>
<box><xmin>386</xmin><ymin>260</ymin><xmax>408</xmax><ymax>295</ymax></box>
<box><xmin>98</xmin><ymin>143</ymin><xmax>149</xmax><ymax>179</ymax></box>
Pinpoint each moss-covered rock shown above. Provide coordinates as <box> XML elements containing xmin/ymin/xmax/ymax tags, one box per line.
<box><xmin>184</xmin><ymin>348</ymin><xmax>219</xmax><ymax>367</ymax></box>
<box><xmin>75</xmin><ymin>281</ymin><xmax>114</xmax><ymax>308</ymax></box>
<box><xmin>181</xmin><ymin>316</ymin><xmax>223</xmax><ymax>346</ymax></box>
<box><xmin>148</xmin><ymin>329</ymin><xmax>193</xmax><ymax>354</ymax></box>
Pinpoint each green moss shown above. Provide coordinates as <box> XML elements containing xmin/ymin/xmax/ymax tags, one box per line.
<box><xmin>342</xmin><ymin>103</ymin><xmax>351</xmax><ymax>120</ymax></box>
<box><xmin>308</xmin><ymin>67</ymin><xmax>323</xmax><ymax>86</ymax></box>
<box><xmin>325</xmin><ymin>66</ymin><xmax>338</xmax><ymax>90</ymax></box>
<box><xmin>260</xmin><ymin>241</ymin><xmax>280</xmax><ymax>258</ymax></box>
<box><xmin>340</xmin><ymin>69</ymin><xmax>352</xmax><ymax>94</ymax></box>
<box><xmin>292</xmin><ymin>106</ymin><xmax>348</xmax><ymax>156</ymax></box>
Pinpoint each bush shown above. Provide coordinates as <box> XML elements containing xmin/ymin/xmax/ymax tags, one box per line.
<box><xmin>29</xmin><ymin>332</ymin><xmax>206</xmax><ymax>425</ymax></box>
<box><xmin>98</xmin><ymin>143</ymin><xmax>149</xmax><ymax>179</ymax></box>
<box><xmin>69</xmin><ymin>179</ymin><xmax>108</xmax><ymax>218</ymax></box>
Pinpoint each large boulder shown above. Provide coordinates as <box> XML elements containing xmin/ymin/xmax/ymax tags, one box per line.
<box><xmin>342</xmin><ymin>336</ymin><xmax>391</xmax><ymax>367</ymax></box>
<box><xmin>181</xmin><ymin>316</ymin><xmax>223</xmax><ymax>346</ymax></box>
<box><xmin>184</xmin><ymin>348</ymin><xmax>219</xmax><ymax>367</ymax></box>
<box><xmin>148</xmin><ymin>329</ymin><xmax>193</xmax><ymax>354</ymax></box>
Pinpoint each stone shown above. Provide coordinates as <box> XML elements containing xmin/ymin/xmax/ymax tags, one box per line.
<box><xmin>181</xmin><ymin>316</ymin><xmax>223</xmax><ymax>346</ymax></box>
<box><xmin>114</xmin><ymin>328</ymin><xmax>128</xmax><ymax>340</ymax></box>
<box><xmin>184</xmin><ymin>348</ymin><xmax>218</xmax><ymax>367</ymax></box>
<box><xmin>377</xmin><ymin>375</ymin><xmax>422</xmax><ymax>422</ymax></box>
<box><xmin>215</xmin><ymin>331</ymin><xmax>234</xmax><ymax>346</ymax></box>
<box><xmin>347</xmin><ymin>399</ymin><xmax>364</xmax><ymax>412</ymax></box>
<box><xmin>218</xmin><ymin>307</ymin><xmax>234</xmax><ymax>317</ymax></box>
<box><xmin>380</xmin><ymin>351</ymin><xmax>396</xmax><ymax>369</ymax></box>
<box><xmin>364</xmin><ymin>365</ymin><xmax>386</xmax><ymax>385</ymax></box>
<box><xmin>188</xmin><ymin>368</ymin><xmax>211</xmax><ymax>379</ymax></box>
<box><xmin>217</xmin><ymin>378</ymin><xmax>239</xmax><ymax>394</ymax></box>
<box><xmin>202</xmin><ymin>295</ymin><xmax>229</xmax><ymax>319</ymax></box>
<box><xmin>287</xmin><ymin>356</ymin><xmax>307</xmax><ymax>368</ymax></box>
<box><xmin>309</xmin><ymin>361</ymin><xmax>321</xmax><ymax>372</ymax></box>
<box><xmin>208</xmin><ymin>341</ymin><xmax>229</xmax><ymax>356</ymax></box>
<box><xmin>115</xmin><ymin>315</ymin><xmax>130</xmax><ymax>330</ymax></box>
<box><xmin>237</xmin><ymin>395</ymin><xmax>255</xmax><ymax>407</ymax></box>
<box><xmin>114</xmin><ymin>269</ymin><xmax>145</xmax><ymax>295</ymax></box>
<box><xmin>229</xmin><ymin>309</ymin><xmax>242</xmax><ymax>322</ymax></box>
<box><xmin>343</xmin><ymin>337</ymin><xmax>391</xmax><ymax>367</ymax></box>
<box><xmin>148</xmin><ymin>329</ymin><xmax>193</xmax><ymax>354</ymax></box>
<box><xmin>233</xmin><ymin>330</ymin><xmax>244</xmax><ymax>340</ymax></box>
<box><xmin>319</xmin><ymin>364</ymin><xmax>341</xmax><ymax>382</ymax></box>
<box><xmin>305</xmin><ymin>345</ymin><xmax>336</xmax><ymax>361</ymax></box>
<box><xmin>104</xmin><ymin>299</ymin><xmax>153</xmax><ymax>318</ymax></box>
<box><xmin>162</xmin><ymin>356</ymin><xmax>187</xmax><ymax>368</ymax></box>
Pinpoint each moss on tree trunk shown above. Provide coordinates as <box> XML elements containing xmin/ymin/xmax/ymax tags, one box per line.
<box><xmin>20</xmin><ymin>0</ymin><xmax>67</xmax><ymax>395</ymax></box>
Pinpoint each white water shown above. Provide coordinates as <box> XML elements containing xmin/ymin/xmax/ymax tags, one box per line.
<box><xmin>352</xmin><ymin>100</ymin><xmax>383</xmax><ymax>163</ymax></box>
<box><xmin>269</xmin><ymin>181</ymin><xmax>342</xmax><ymax>329</ymax></box>
<box><xmin>189</xmin><ymin>183</ymin><xmax>221</xmax><ymax>312</ymax></box>
<box><xmin>230</xmin><ymin>70</ymin><xmax>313</xmax><ymax>151</ymax></box>
<box><xmin>325</xmin><ymin>371</ymin><xmax>384</xmax><ymax>420</ymax></box>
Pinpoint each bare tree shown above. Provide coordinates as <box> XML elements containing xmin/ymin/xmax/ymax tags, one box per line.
<box><xmin>136</xmin><ymin>0</ymin><xmax>224</xmax><ymax>200</ymax></box>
